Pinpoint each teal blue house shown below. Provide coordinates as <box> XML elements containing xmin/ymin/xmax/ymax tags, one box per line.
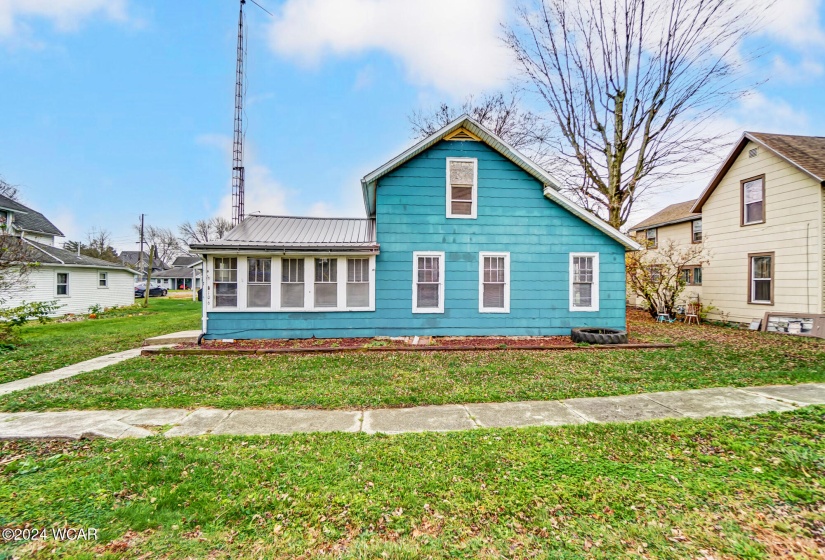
<box><xmin>191</xmin><ymin>116</ymin><xmax>641</xmax><ymax>339</ymax></box>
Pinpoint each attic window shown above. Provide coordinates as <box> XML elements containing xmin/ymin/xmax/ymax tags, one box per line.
<box><xmin>748</xmin><ymin>147</ymin><xmax>758</xmax><ymax>158</ymax></box>
<box><xmin>446</xmin><ymin>158</ymin><xmax>477</xmax><ymax>218</ymax></box>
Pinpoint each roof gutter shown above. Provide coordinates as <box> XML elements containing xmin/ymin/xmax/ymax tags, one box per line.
<box><xmin>188</xmin><ymin>244</ymin><xmax>381</xmax><ymax>254</ymax></box>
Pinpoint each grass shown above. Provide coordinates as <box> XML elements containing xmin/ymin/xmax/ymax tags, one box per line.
<box><xmin>1</xmin><ymin>408</ymin><xmax>823</xmax><ymax>558</ymax></box>
<box><xmin>0</xmin><ymin>299</ymin><xmax>200</xmax><ymax>384</ymax></box>
<box><xmin>0</xmin><ymin>311</ymin><xmax>822</xmax><ymax>411</ymax></box>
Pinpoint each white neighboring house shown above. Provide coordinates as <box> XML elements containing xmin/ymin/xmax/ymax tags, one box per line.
<box><xmin>153</xmin><ymin>255</ymin><xmax>203</xmax><ymax>290</ymax></box>
<box><xmin>0</xmin><ymin>194</ymin><xmax>136</xmax><ymax>315</ymax></box>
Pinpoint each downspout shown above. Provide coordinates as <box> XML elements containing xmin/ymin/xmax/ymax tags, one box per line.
<box><xmin>806</xmin><ymin>222</ymin><xmax>810</xmax><ymax>313</ymax></box>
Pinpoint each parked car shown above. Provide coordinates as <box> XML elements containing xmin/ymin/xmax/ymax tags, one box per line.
<box><xmin>134</xmin><ymin>282</ymin><xmax>168</xmax><ymax>298</ymax></box>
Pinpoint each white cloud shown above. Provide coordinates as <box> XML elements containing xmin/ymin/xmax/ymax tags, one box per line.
<box><xmin>267</xmin><ymin>0</ymin><xmax>513</xmax><ymax>97</ymax></box>
<box><xmin>0</xmin><ymin>0</ymin><xmax>128</xmax><ymax>39</ymax></box>
<box><xmin>758</xmin><ymin>0</ymin><xmax>825</xmax><ymax>48</ymax></box>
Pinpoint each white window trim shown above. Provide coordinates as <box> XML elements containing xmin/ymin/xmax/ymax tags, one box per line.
<box><xmin>245</xmin><ymin>257</ymin><xmax>273</xmax><ymax>309</ymax></box>
<box><xmin>56</xmin><ymin>271</ymin><xmax>70</xmax><ymax>297</ymax></box>
<box><xmin>750</xmin><ymin>256</ymin><xmax>772</xmax><ymax>304</ymax></box>
<box><xmin>569</xmin><ymin>252</ymin><xmax>600</xmax><ymax>312</ymax></box>
<box><xmin>412</xmin><ymin>251</ymin><xmax>445</xmax><ymax>314</ymax></box>
<box><xmin>478</xmin><ymin>251</ymin><xmax>510</xmax><ymax>313</ymax></box>
<box><xmin>445</xmin><ymin>157</ymin><xmax>478</xmax><ymax>219</ymax></box>
<box><xmin>98</xmin><ymin>271</ymin><xmax>108</xmax><ymax>289</ymax></box>
<box><xmin>212</xmin><ymin>256</ymin><xmax>239</xmax><ymax>309</ymax></box>
<box><xmin>209</xmin><ymin>255</ymin><xmax>376</xmax><ymax>312</ymax></box>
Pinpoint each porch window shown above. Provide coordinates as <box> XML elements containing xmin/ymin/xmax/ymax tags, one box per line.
<box><xmin>569</xmin><ymin>253</ymin><xmax>599</xmax><ymax>311</ymax></box>
<box><xmin>247</xmin><ymin>258</ymin><xmax>271</xmax><ymax>308</ymax></box>
<box><xmin>413</xmin><ymin>252</ymin><xmax>444</xmax><ymax>313</ymax></box>
<box><xmin>280</xmin><ymin>258</ymin><xmax>304</xmax><ymax>308</ymax></box>
<box><xmin>742</xmin><ymin>176</ymin><xmax>765</xmax><ymax>225</ymax></box>
<box><xmin>213</xmin><ymin>257</ymin><xmax>238</xmax><ymax>307</ymax></box>
<box><xmin>446</xmin><ymin>158</ymin><xmax>477</xmax><ymax>218</ymax></box>
<box><xmin>692</xmin><ymin>220</ymin><xmax>702</xmax><ymax>243</ymax></box>
<box><xmin>98</xmin><ymin>271</ymin><xmax>108</xmax><ymax>288</ymax></box>
<box><xmin>749</xmin><ymin>253</ymin><xmax>773</xmax><ymax>304</ymax></box>
<box><xmin>56</xmin><ymin>272</ymin><xmax>69</xmax><ymax>296</ymax></box>
<box><xmin>479</xmin><ymin>252</ymin><xmax>509</xmax><ymax>312</ymax></box>
<box><xmin>314</xmin><ymin>258</ymin><xmax>337</xmax><ymax>308</ymax></box>
<box><xmin>347</xmin><ymin>258</ymin><xmax>370</xmax><ymax>308</ymax></box>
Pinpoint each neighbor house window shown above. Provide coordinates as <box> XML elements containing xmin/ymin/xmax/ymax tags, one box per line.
<box><xmin>749</xmin><ymin>253</ymin><xmax>773</xmax><ymax>304</ymax></box>
<box><xmin>347</xmin><ymin>258</ymin><xmax>370</xmax><ymax>308</ymax></box>
<box><xmin>56</xmin><ymin>272</ymin><xmax>69</xmax><ymax>296</ymax></box>
<box><xmin>742</xmin><ymin>176</ymin><xmax>765</xmax><ymax>225</ymax></box>
<box><xmin>413</xmin><ymin>252</ymin><xmax>445</xmax><ymax>313</ymax></box>
<box><xmin>247</xmin><ymin>258</ymin><xmax>271</xmax><ymax>308</ymax></box>
<box><xmin>314</xmin><ymin>258</ymin><xmax>337</xmax><ymax>308</ymax></box>
<box><xmin>98</xmin><ymin>271</ymin><xmax>108</xmax><ymax>288</ymax></box>
<box><xmin>646</xmin><ymin>228</ymin><xmax>657</xmax><ymax>248</ymax></box>
<box><xmin>569</xmin><ymin>253</ymin><xmax>599</xmax><ymax>311</ymax></box>
<box><xmin>680</xmin><ymin>268</ymin><xmax>692</xmax><ymax>285</ymax></box>
<box><xmin>479</xmin><ymin>252</ymin><xmax>509</xmax><ymax>313</ymax></box>
<box><xmin>280</xmin><ymin>258</ymin><xmax>304</xmax><ymax>308</ymax></box>
<box><xmin>446</xmin><ymin>158</ymin><xmax>477</xmax><ymax>218</ymax></box>
<box><xmin>213</xmin><ymin>257</ymin><xmax>238</xmax><ymax>307</ymax></box>
<box><xmin>693</xmin><ymin>267</ymin><xmax>702</xmax><ymax>285</ymax></box>
<box><xmin>692</xmin><ymin>220</ymin><xmax>702</xmax><ymax>243</ymax></box>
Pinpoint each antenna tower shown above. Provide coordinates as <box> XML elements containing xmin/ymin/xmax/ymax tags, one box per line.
<box><xmin>231</xmin><ymin>0</ymin><xmax>246</xmax><ymax>226</ymax></box>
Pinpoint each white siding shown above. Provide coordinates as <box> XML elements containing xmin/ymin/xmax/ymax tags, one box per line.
<box><xmin>2</xmin><ymin>266</ymin><xmax>135</xmax><ymax>315</ymax></box>
<box><xmin>702</xmin><ymin>140</ymin><xmax>823</xmax><ymax>322</ymax></box>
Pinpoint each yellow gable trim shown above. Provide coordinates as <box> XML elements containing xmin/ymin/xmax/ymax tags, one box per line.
<box><xmin>444</xmin><ymin>127</ymin><xmax>481</xmax><ymax>141</ymax></box>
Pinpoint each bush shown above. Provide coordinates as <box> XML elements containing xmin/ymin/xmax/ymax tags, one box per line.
<box><xmin>0</xmin><ymin>301</ymin><xmax>60</xmax><ymax>347</ymax></box>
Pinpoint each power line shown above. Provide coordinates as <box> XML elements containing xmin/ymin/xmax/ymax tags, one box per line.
<box><xmin>248</xmin><ymin>0</ymin><xmax>273</xmax><ymax>16</ymax></box>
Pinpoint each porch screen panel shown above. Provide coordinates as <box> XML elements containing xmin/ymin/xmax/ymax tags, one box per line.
<box><xmin>280</xmin><ymin>258</ymin><xmax>304</xmax><ymax>308</ymax></box>
<box><xmin>214</xmin><ymin>257</ymin><xmax>238</xmax><ymax>307</ymax></box>
<box><xmin>347</xmin><ymin>258</ymin><xmax>370</xmax><ymax>307</ymax></box>
<box><xmin>314</xmin><ymin>258</ymin><xmax>338</xmax><ymax>308</ymax></box>
<box><xmin>247</xmin><ymin>258</ymin><xmax>271</xmax><ymax>308</ymax></box>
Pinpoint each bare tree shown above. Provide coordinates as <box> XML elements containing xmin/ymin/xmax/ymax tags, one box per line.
<box><xmin>505</xmin><ymin>0</ymin><xmax>762</xmax><ymax>227</ymax></box>
<box><xmin>63</xmin><ymin>229</ymin><xmax>120</xmax><ymax>263</ymax></box>
<box><xmin>145</xmin><ymin>226</ymin><xmax>181</xmax><ymax>265</ymax></box>
<box><xmin>626</xmin><ymin>239</ymin><xmax>708</xmax><ymax>318</ymax></box>
<box><xmin>0</xmin><ymin>233</ymin><xmax>37</xmax><ymax>305</ymax></box>
<box><xmin>0</xmin><ymin>177</ymin><xmax>19</xmax><ymax>201</ymax></box>
<box><xmin>409</xmin><ymin>91</ymin><xmax>556</xmax><ymax>168</ymax></box>
<box><xmin>179</xmin><ymin>218</ymin><xmax>233</xmax><ymax>247</ymax></box>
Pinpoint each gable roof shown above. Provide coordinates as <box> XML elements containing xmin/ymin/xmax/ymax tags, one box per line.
<box><xmin>188</xmin><ymin>216</ymin><xmax>378</xmax><ymax>252</ymax></box>
<box><xmin>692</xmin><ymin>132</ymin><xmax>825</xmax><ymax>212</ymax></box>
<box><xmin>361</xmin><ymin>115</ymin><xmax>563</xmax><ymax>218</ymax></box>
<box><xmin>119</xmin><ymin>251</ymin><xmax>169</xmax><ymax>270</ymax></box>
<box><xmin>0</xmin><ymin>194</ymin><xmax>63</xmax><ymax>237</ymax></box>
<box><xmin>23</xmin><ymin>240</ymin><xmax>135</xmax><ymax>272</ymax></box>
<box><xmin>172</xmin><ymin>255</ymin><xmax>201</xmax><ymax>267</ymax></box>
<box><xmin>153</xmin><ymin>265</ymin><xmax>202</xmax><ymax>278</ymax></box>
<box><xmin>360</xmin><ymin>115</ymin><xmax>640</xmax><ymax>251</ymax></box>
<box><xmin>628</xmin><ymin>200</ymin><xmax>701</xmax><ymax>232</ymax></box>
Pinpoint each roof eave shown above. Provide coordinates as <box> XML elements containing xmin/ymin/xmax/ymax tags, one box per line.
<box><xmin>628</xmin><ymin>215</ymin><xmax>700</xmax><ymax>233</ymax></box>
<box><xmin>542</xmin><ymin>187</ymin><xmax>642</xmax><ymax>251</ymax></box>
<box><xmin>189</xmin><ymin>243</ymin><xmax>381</xmax><ymax>253</ymax></box>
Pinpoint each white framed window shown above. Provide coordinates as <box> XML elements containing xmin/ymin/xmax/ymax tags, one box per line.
<box><xmin>479</xmin><ymin>252</ymin><xmax>510</xmax><ymax>313</ymax></box>
<box><xmin>98</xmin><ymin>271</ymin><xmax>108</xmax><ymax>288</ymax></box>
<box><xmin>742</xmin><ymin>176</ymin><xmax>765</xmax><ymax>225</ymax></box>
<box><xmin>247</xmin><ymin>258</ymin><xmax>271</xmax><ymax>308</ymax></box>
<box><xmin>569</xmin><ymin>253</ymin><xmax>599</xmax><ymax>311</ymax></box>
<box><xmin>413</xmin><ymin>251</ymin><xmax>445</xmax><ymax>313</ymax></box>
<box><xmin>56</xmin><ymin>272</ymin><xmax>69</xmax><ymax>296</ymax></box>
<box><xmin>280</xmin><ymin>258</ymin><xmax>305</xmax><ymax>308</ymax></box>
<box><xmin>213</xmin><ymin>257</ymin><xmax>238</xmax><ymax>307</ymax></box>
<box><xmin>347</xmin><ymin>258</ymin><xmax>370</xmax><ymax>308</ymax></box>
<box><xmin>314</xmin><ymin>258</ymin><xmax>338</xmax><ymax>308</ymax></box>
<box><xmin>749</xmin><ymin>253</ymin><xmax>773</xmax><ymax>304</ymax></box>
<box><xmin>446</xmin><ymin>158</ymin><xmax>477</xmax><ymax>218</ymax></box>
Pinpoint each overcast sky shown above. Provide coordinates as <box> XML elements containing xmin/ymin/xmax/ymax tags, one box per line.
<box><xmin>1</xmin><ymin>0</ymin><xmax>823</xmax><ymax>249</ymax></box>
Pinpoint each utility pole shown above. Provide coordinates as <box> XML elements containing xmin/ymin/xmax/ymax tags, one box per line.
<box><xmin>143</xmin><ymin>244</ymin><xmax>155</xmax><ymax>308</ymax></box>
<box><xmin>138</xmin><ymin>214</ymin><xmax>145</xmax><ymax>280</ymax></box>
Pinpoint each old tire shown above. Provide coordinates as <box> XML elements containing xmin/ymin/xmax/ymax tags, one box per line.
<box><xmin>571</xmin><ymin>327</ymin><xmax>628</xmax><ymax>345</ymax></box>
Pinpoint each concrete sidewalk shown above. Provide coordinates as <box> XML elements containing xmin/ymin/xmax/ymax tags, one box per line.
<box><xmin>0</xmin><ymin>345</ymin><xmax>174</xmax><ymax>397</ymax></box>
<box><xmin>0</xmin><ymin>383</ymin><xmax>823</xmax><ymax>440</ymax></box>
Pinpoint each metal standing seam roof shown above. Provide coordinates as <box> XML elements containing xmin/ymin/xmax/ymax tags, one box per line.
<box><xmin>188</xmin><ymin>216</ymin><xmax>378</xmax><ymax>251</ymax></box>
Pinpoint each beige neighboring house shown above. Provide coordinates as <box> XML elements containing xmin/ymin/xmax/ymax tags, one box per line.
<box><xmin>690</xmin><ymin>132</ymin><xmax>824</xmax><ymax>324</ymax></box>
<box><xmin>628</xmin><ymin>200</ymin><xmax>704</xmax><ymax>308</ymax></box>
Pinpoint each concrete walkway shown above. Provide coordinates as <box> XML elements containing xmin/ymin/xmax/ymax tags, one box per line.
<box><xmin>0</xmin><ymin>383</ymin><xmax>823</xmax><ymax>440</ymax></box>
<box><xmin>0</xmin><ymin>345</ymin><xmax>173</xmax><ymax>397</ymax></box>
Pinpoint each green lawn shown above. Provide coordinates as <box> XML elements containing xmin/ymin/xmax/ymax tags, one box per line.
<box><xmin>1</xmin><ymin>321</ymin><xmax>822</xmax><ymax>411</ymax></box>
<box><xmin>0</xmin><ymin>299</ymin><xmax>200</xmax><ymax>384</ymax></box>
<box><xmin>1</xmin><ymin>408</ymin><xmax>823</xmax><ymax>558</ymax></box>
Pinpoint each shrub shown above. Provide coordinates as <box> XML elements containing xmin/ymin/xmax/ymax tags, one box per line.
<box><xmin>0</xmin><ymin>301</ymin><xmax>60</xmax><ymax>347</ymax></box>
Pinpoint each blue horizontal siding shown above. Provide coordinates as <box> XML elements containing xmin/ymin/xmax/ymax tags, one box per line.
<box><xmin>206</xmin><ymin>139</ymin><xmax>627</xmax><ymax>339</ymax></box>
